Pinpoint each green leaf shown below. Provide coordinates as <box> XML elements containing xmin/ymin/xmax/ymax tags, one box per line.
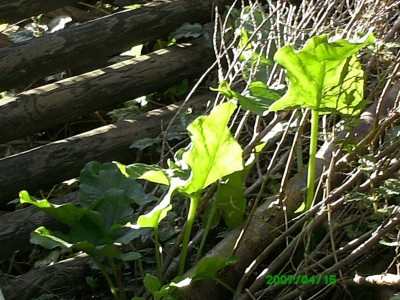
<box><xmin>249</xmin><ymin>81</ymin><xmax>283</xmax><ymax>101</ymax></box>
<box><xmin>21</xmin><ymin>189</ymin><xmax>132</xmax><ymax>246</ymax></box>
<box><xmin>216</xmin><ymin>172</ymin><xmax>246</xmax><ymax>228</ymax></box>
<box><xmin>20</xmin><ymin>191</ymin><xmax>88</xmax><ymax>227</ymax></box>
<box><xmin>95</xmin><ymin>244</ymin><xmax>122</xmax><ymax>259</ymax></box>
<box><xmin>136</xmin><ymin>101</ymin><xmax>243</xmax><ymax>228</ymax></box>
<box><xmin>120</xmin><ymin>251</ymin><xmax>141</xmax><ymax>261</ymax></box>
<box><xmin>144</xmin><ymin>274</ymin><xmax>162</xmax><ymax>292</ymax></box>
<box><xmin>123</xmin><ymin>163</ymin><xmax>169</xmax><ymax>185</ymax></box>
<box><xmin>136</xmin><ymin>189</ymin><xmax>173</xmax><ymax>228</ymax></box>
<box><xmin>67</xmin><ymin>211</ymin><xmax>109</xmax><ymax>245</ymax></box>
<box><xmin>180</xmin><ymin>101</ymin><xmax>243</xmax><ymax>194</ymax></box>
<box><xmin>92</xmin><ymin>189</ymin><xmax>133</xmax><ymax>229</ymax></box>
<box><xmin>80</xmin><ymin>161</ymin><xmax>155</xmax><ymax>207</ymax></box>
<box><xmin>189</xmin><ymin>256</ymin><xmax>238</xmax><ymax>280</ymax></box>
<box><xmin>31</xmin><ymin>226</ymin><xmax>73</xmax><ymax>250</ymax></box>
<box><xmin>211</xmin><ymin>81</ymin><xmax>271</xmax><ymax>115</ymax></box>
<box><xmin>269</xmin><ymin>33</ymin><xmax>375</xmax><ymax>115</ymax></box>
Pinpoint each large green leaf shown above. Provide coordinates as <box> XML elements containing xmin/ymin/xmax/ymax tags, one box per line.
<box><xmin>136</xmin><ymin>187</ymin><xmax>173</xmax><ymax>228</ymax></box>
<box><xmin>92</xmin><ymin>188</ymin><xmax>133</xmax><ymax>230</ymax></box>
<box><xmin>121</xmin><ymin>163</ymin><xmax>169</xmax><ymax>185</ymax></box>
<box><xmin>144</xmin><ymin>274</ymin><xmax>162</xmax><ymax>293</ymax></box>
<box><xmin>80</xmin><ymin>161</ymin><xmax>155</xmax><ymax>207</ymax></box>
<box><xmin>180</xmin><ymin>101</ymin><xmax>243</xmax><ymax>195</ymax></box>
<box><xmin>30</xmin><ymin>226</ymin><xmax>73</xmax><ymax>250</ymax></box>
<box><xmin>20</xmin><ymin>191</ymin><xmax>89</xmax><ymax>228</ymax></box>
<box><xmin>135</xmin><ymin>102</ymin><xmax>243</xmax><ymax>229</ymax></box>
<box><xmin>216</xmin><ymin>171</ymin><xmax>246</xmax><ymax>228</ymax></box>
<box><xmin>269</xmin><ymin>34</ymin><xmax>375</xmax><ymax>115</ymax></box>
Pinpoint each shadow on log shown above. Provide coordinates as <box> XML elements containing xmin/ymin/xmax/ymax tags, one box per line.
<box><xmin>0</xmin><ymin>0</ymin><xmax>81</xmax><ymax>23</ymax></box>
<box><xmin>0</xmin><ymin>93</ymin><xmax>210</xmax><ymax>205</ymax></box>
<box><xmin>0</xmin><ymin>0</ymin><xmax>229</xmax><ymax>90</ymax></box>
<box><xmin>0</xmin><ymin>192</ymin><xmax>79</xmax><ymax>260</ymax></box>
<box><xmin>0</xmin><ymin>254</ymin><xmax>90</xmax><ymax>300</ymax></box>
<box><xmin>0</xmin><ymin>40</ymin><xmax>213</xmax><ymax>143</ymax></box>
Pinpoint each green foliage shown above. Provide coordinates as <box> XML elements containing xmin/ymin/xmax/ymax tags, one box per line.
<box><xmin>231</xmin><ymin>6</ymin><xmax>275</xmax><ymax>82</ymax></box>
<box><xmin>152</xmin><ymin>256</ymin><xmax>238</xmax><ymax>299</ymax></box>
<box><xmin>268</xmin><ymin>33</ymin><xmax>375</xmax><ymax>211</ymax></box>
<box><xmin>211</xmin><ymin>80</ymin><xmax>282</xmax><ymax>115</ymax></box>
<box><xmin>21</xmin><ymin>101</ymin><xmax>245</xmax><ymax>299</ymax></box>
<box><xmin>128</xmin><ymin>101</ymin><xmax>243</xmax><ymax>276</ymax></box>
<box><xmin>215</xmin><ymin>171</ymin><xmax>247</xmax><ymax>228</ymax></box>
<box><xmin>131</xmin><ymin>101</ymin><xmax>243</xmax><ymax>229</ymax></box>
<box><xmin>269</xmin><ymin>34</ymin><xmax>375</xmax><ymax>115</ymax></box>
<box><xmin>188</xmin><ymin>256</ymin><xmax>238</xmax><ymax>280</ymax></box>
<box><xmin>20</xmin><ymin>162</ymin><xmax>156</xmax><ymax>299</ymax></box>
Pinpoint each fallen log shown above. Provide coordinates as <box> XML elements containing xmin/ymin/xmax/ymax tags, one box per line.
<box><xmin>0</xmin><ymin>93</ymin><xmax>209</xmax><ymax>205</ymax></box>
<box><xmin>0</xmin><ymin>40</ymin><xmax>213</xmax><ymax>144</ymax></box>
<box><xmin>0</xmin><ymin>0</ymin><xmax>81</xmax><ymax>23</ymax></box>
<box><xmin>0</xmin><ymin>254</ymin><xmax>90</xmax><ymax>300</ymax></box>
<box><xmin>0</xmin><ymin>192</ymin><xmax>78</xmax><ymax>260</ymax></box>
<box><xmin>0</xmin><ymin>0</ymin><xmax>227</xmax><ymax>90</ymax></box>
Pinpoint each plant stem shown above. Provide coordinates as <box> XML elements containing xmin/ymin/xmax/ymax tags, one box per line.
<box><xmin>196</xmin><ymin>198</ymin><xmax>217</xmax><ymax>262</ymax></box>
<box><xmin>108</xmin><ymin>256</ymin><xmax>126</xmax><ymax>300</ymax></box>
<box><xmin>179</xmin><ymin>193</ymin><xmax>200</xmax><ymax>275</ymax></box>
<box><xmin>154</xmin><ymin>225</ymin><xmax>163</xmax><ymax>281</ymax></box>
<box><xmin>306</xmin><ymin>110</ymin><xmax>319</xmax><ymax>210</ymax></box>
<box><xmin>92</xmin><ymin>257</ymin><xmax>118</xmax><ymax>300</ymax></box>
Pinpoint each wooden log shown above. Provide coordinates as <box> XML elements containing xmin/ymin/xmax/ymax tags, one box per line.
<box><xmin>0</xmin><ymin>0</ymin><xmax>81</xmax><ymax>23</ymax></box>
<box><xmin>0</xmin><ymin>192</ymin><xmax>78</xmax><ymax>260</ymax></box>
<box><xmin>0</xmin><ymin>93</ymin><xmax>209</xmax><ymax>205</ymax></box>
<box><xmin>0</xmin><ymin>40</ymin><xmax>213</xmax><ymax>144</ymax></box>
<box><xmin>0</xmin><ymin>0</ymin><xmax>227</xmax><ymax>90</ymax></box>
<box><xmin>0</xmin><ymin>254</ymin><xmax>90</xmax><ymax>300</ymax></box>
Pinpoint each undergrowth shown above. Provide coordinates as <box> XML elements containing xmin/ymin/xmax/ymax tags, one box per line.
<box><xmin>18</xmin><ymin>0</ymin><xmax>400</xmax><ymax>299</ymax></box>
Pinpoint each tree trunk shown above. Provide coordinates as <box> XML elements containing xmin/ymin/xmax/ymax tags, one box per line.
<box><xmin>0</xmin><ymin>254</ymin><xmax>90</xmax><ymax>300</ymax></box>
<box><xmin>0</xmin><ymin>0</ymin><xmax>227</xmax><ymax>90</ymax></box>
<box><xmin>0</xmin><ymin>0</ymin><xmax>81</xmax><ymax>23</ymax></box>
<box><xmin>0</xmin><ymin>93</ymin><xmax>209</xmax><ymax>205</ymax></box>
<box><xmin>0</xmin><ymin>40</ymin><xmax>213</xmax><ymax>144</ymax></box>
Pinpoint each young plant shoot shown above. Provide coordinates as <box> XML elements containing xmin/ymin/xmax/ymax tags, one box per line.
<box><xmin>268</xmin><ymin>33</ymin><xmax>375</xmax><ymax>210</ymax></box>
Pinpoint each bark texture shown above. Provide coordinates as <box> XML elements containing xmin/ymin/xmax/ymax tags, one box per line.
<box><xmin>0</xmin><ymin>0</ymin><xmax>228</xmax><ymax>90</ymax></box>
<box><xmin>0</xmin><ymin>255</ymin><xmax>90</xmax><ymax>300</ymax></box>
<box><xmin>0</xmin><ymin>192</ymin><xmax>78</xmax><ymax>260</ymax></box>
<box><xmin>0</xmin><ymin>94</ymin><xmax>209</xmax><ymax>205</ymax></box>
<box><xmin>0</xmin><ymin>40</ymin><xmax>213</xmax><ymax>143</ymax></box>
<box><xmin>0</xmin><ymin>0</ymin><xmax>81</xmax><ymax>23</ymax></box>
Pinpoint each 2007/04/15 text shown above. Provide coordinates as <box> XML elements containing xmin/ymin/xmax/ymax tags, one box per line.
<box><xmin>265</xmin><ymin>274</ymin><xmax>336</xmax><ymax>285</ymax></box>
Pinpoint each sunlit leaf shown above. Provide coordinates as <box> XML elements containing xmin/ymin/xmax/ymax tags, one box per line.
<box><xmin>269</xmin><ymin>34</ymin><xmax>375</xmax><ymax>115</ymax></box>
<box><xmin>123</xmin><ymin>163</ymin><xmax>169</xmax><ymax>185</ymax></box>
<box><xmin>31</xmin><ymin>226</ymin><xmax>73</xmax><ymax>250</ymax></box>
<box><xmin>211</xmin><ymin>81</ymin><xmax>271</xmax><ymax>115</ymax></box>
<box><xmin>180</xmin><ymin>101</ymin><xmax>243</xmax><ymax>194</ymax></box>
